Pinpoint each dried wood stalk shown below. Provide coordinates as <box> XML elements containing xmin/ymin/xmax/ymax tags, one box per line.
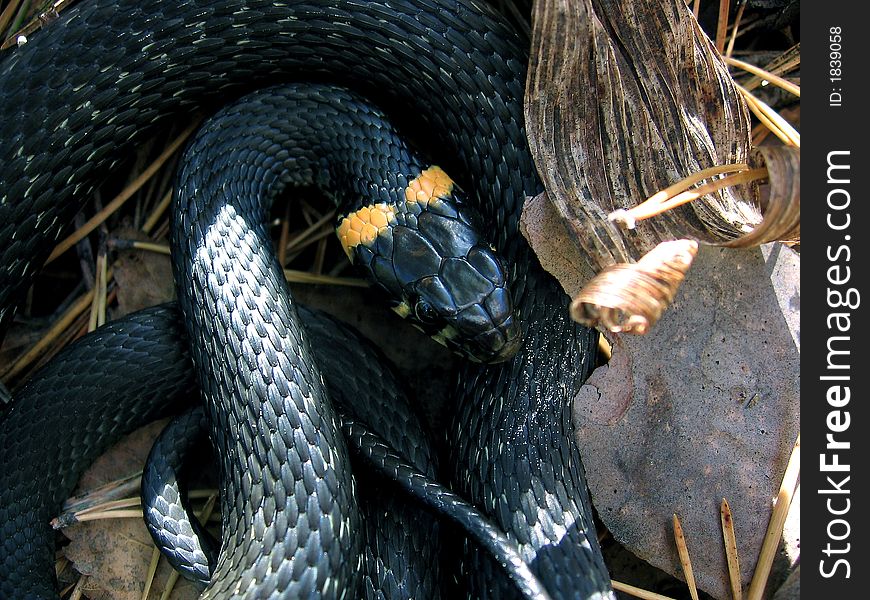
<box><xmin>524</xmin><ymin>0</ymin><xmax>798</xmax><ymax>332</ymax></box>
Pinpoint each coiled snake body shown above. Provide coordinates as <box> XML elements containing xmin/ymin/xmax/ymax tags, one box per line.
<box><xmin>0</xmin><ymin>1</ymin><xmax>612</xmax><ymax>598</ymax></box>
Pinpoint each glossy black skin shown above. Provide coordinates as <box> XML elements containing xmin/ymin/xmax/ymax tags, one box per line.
<box><xmin>141</xmin><ymin>305</ymin><xmax>552</xmax><ymax>599</ymax></box>
<box><xmin>0</xmin><ymin>1</ymin><xmax>612</xmax><ymax>598</ymax></box>
<box><xmin>167</xmin><ymin>83</ymin><xmax>525</xmax><ymax>598</ymax></box>
<box><xmin>352</xmin><ymin>190</ymin><xmax>522</xmax><ymax>364</ymax></box>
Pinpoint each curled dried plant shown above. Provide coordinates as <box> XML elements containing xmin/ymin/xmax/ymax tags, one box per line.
<box><xmin>608</xmin><ymin>163</ymin><xmax>766</xmax><ymax>230</ymax></box>
<box><xmin>722</xmin><ymin>146</ymin><xmax>799</xmax><ymax>248</ymax></box>
<box><xmin>525</xmin><ymin>0</ymin><xmax>759</xmax><ymax>269</ymax></box>
<box><xmin>570</xmin><ymin>239</ymin><xmax>698</xmax><ymax>334</ymax></box>
<box><xmin>573</xmin><ymin>144</ymin><xmax>798</xmax><ymax>334</ymax></box>
<box><xmin>523</xmin><ymin>0</ymin><xmax>801</xmax><ymax>335</ymax></box>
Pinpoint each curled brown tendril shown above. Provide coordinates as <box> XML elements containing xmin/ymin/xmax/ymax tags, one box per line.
<box><xmin>721</xmin><ymin>146</ymin><xmax>800</xmax><ymax>248</ymax></box>
<box><xmin>570</xmin><ymin>239</ymin><xmax>699</xmax><ymax>334</ymax></box>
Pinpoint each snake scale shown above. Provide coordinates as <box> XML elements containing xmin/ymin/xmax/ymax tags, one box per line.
<box><xmin>0</xmin><ymin>1</ymin><xmax>613</xmax><ymax>598</ymax></box>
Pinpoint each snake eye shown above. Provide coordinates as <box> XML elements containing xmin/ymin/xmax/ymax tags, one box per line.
<box><xmin>414</xmin><ymin>298</ymin><xmax>438</xmax><ymax>324</ymax></box>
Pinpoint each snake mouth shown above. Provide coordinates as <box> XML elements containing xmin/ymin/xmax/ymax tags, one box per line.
<box><xmin>470</xmin><ymin>314</ymin><xmax>523</xmax><ymax>364</ymax></box>
<box><xmin>432</xmin><ymin>323</ymin><xmax>519</xmax><ymax>364</ymax></box>
<box><xmin>488</xmin><ymin>316</ymin><xmax>523</xmax><ymax>363</ymax></box>
<box><xmin>428</xmin><ymin>288</ymin><xmax>523</xmax><ymax>364</ymax></box>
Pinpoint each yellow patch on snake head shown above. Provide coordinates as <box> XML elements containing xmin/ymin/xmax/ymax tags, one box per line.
<box><xmin>431</xmin><ymin>323</ymin><xmax>461</xmax><ymax>346</ymax></box>
<box><xmin>404</xmin><ymin>166</ymin><xmax>454</xmax><ymax>207</ymax></box>
<box><xmin>336</xmin><ymin>202</ymin><xmax>397</xmax><ymax>258</ymax></box>
<box><xmin>391</xmin><ymin>301</ymin><xmax>412</xmax><ymax>319</ymax></box>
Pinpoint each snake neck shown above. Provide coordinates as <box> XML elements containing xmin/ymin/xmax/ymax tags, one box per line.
<box><xmin>171</xmin><ymin>88</ymin><xmax>370</xmax><ymax>599</ymax></box>
<box><xmin>446</xmin><ymin>261</ymin><xmax>613</xmax><ymax>598</ymax></box>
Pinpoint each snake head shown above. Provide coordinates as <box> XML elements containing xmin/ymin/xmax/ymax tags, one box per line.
<box><xmin>337</xmin><ymin>166</ymin><xmax>522</xmax><ymax>364</ymax></box>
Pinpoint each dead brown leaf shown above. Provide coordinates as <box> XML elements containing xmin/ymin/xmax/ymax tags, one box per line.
<box><xmin>573</xmin><ymin>243</ymin><xmax>800</xmax><ymax>600</ymax></box>
<box><xmin>721</xmin><ymin>146</ymin><xmax>799</xmax><ymax>248</ymax></box>
<box><xmin>112</xmin><ymin>229</ymin><xmax>176</xmax><ymax>317</ymax></box>
<box><xmin>62</xmin><ymin>420</ymin><xmax>201</xmax><ymax>600</ymax></box>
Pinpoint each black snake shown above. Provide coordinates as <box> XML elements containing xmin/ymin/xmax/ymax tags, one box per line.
<box><xmin>0</xmin><ymin>1</ymin><xmax>612</xmax><ymax>598</ymax></box>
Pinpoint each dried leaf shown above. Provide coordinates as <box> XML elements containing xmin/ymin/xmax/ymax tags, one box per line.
<box><xmin>63</xmin><ymin>420</ymin><xmax>201</xmax><ymax>600</ymax></box>
<box><xmin>111</xmin><ymin>229</ymin><xmax>176</xmax><ymax>317</ymax></box>
<box><xmin>572</xmin><ymin>243</ymin><xmax>800</xmax><ymax>599</ymax></box>
<box><xmin>570</xmin><ymin>239</ymin><xmax>698</xmax><ymax>334</ymax></box>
